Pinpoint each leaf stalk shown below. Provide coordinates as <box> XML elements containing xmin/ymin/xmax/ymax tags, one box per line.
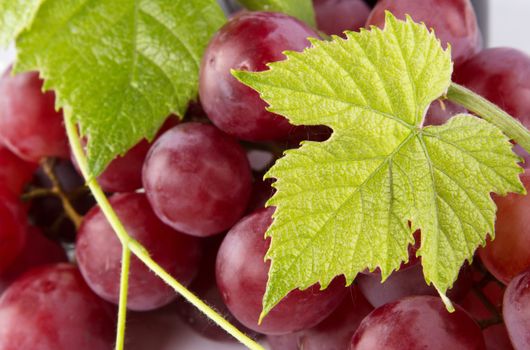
<box><xmin>447</xmin><ymin>83</ymin><xmax>530</xmax><ymax>153</ymax></box>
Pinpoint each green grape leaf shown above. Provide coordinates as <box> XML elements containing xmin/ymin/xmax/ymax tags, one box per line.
<box><xmin>238</xmin><ymin>0</ymin><xmax>315</xmax><ymax>27</ymax></box>
<box><xmin>15</xmin><ymin>0</ymin><xmax>226</xmax><ymax>175</ymax></box>
<box><xmin>233</xmin><ymin>13</ymin><xmax>525</xmax><ymax>320</ymax></box>
<box><xmin>0</xmin><ymin>0</ymin><xmax>42</xmax><ymax>47</ymax></box>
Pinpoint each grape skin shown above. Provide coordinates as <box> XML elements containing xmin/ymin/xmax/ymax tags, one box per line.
<box><xmin>313</xmin><ymin>0</ymin><xmax>371</xmax><ymax>36</ymax></box>
<box><xmin>0</xmin><ymin>226</ymin><xmax>67</xmax><ymax>293</ymax></box>
<box><xmin>455</xmin><ymin>47</ymin><xmax>530</xmax><ymax>129</ymax></box>
<box><xmin>503</xmin><ymin>269</ymin><xmax>530</xmax><ymax>349</ymax></box>
<box><xmin>366</xmin><ymin>0</ymin><xmax>482</xmax><ymax>66</ymax></box>
<box><xmin>350</xmin><ymin>296</ymin><xmax>486</xmax><ymax>350</ymax></box>
<box><xmin>176</xmin><ymin>235</ymin><xmax>260</xmax><ymax>341</ymax></box>
<box><xmin>0</xmin><ymin>264</ymin><xmax>115</xmax><ymax>350</ymax></box>
<box><xmin>0</xmin><ymin>144</ymin><xmax>37</xmax><ymax>195</ymax></box>
<box><xmin>460</xmin><ymin>280</ymin><xmax>504</xmax><ymax>322</ymax></box>
<box><xmin>216</xmin><ymin>207</ymin><xmax>347</xmax><ymax>335</ymax></box>
<box><xmin>76</xmin><ymin>193</ymin><xmax>202</xmax><ymax>311</ymax></box>
<box><xmin>297</xmin><ymin>286</ymin><xmax>373</xmax><ymax>350</ymax></box>
<box><xmin>0</xmin><ymin>68</ymin><xmax>69</xmax><ymax>162</ymax></box>
<box><xmin>478</xmin><ymin>172</ymin><xmax>530</xmax><ymax>285</ymax></box>
<box><xmin>72</xmin><ymin>117</ymin><xmax>179</xmax><ymax>193</ymax></box>
<box><xmin>143</xmin><ymin>122</ymin><xmax>252</xmax><ymax>237</ymax></box>
<box><xmin>424</xmin><ymin>100</ymin><xmax>467</xmax><ymax>126</ymax></box>
<box><xmin>358</xmin><ymin>260</ymin><xmax>471</xmax><ymax>308</ymax></box>
<box><xmin>199</xmin><ymin>12</ymin><xmax>320</xmax><ymax>141</ymax></box>
<box><xmin>0</xmin><ymin>186</ymin><xmax>28</xmax><ymax>275</ymax></box>
<box><xmin>483</xmin><ymin>324</ymin><xmax>514</xmax><ymax>350</ymax></box>
<box><xmin>267</xmin><ymin>333</ymin><xmax>299</xmax><ymax>350</ymax></box>
<box><xmin>83</xmin><ymin>140</ymin><xmax>149</xmax><ymax>193</ymax></box>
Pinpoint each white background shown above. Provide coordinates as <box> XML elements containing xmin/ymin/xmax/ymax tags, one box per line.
<box><xmin>0</xmin><ymin>1</ymin><xmax>528</xmax><ymax>349</ymax></box>
<box><xmin>490</xmin><ymin>0</ymin><xmax>530</xmax><ymax>52</ymax></box>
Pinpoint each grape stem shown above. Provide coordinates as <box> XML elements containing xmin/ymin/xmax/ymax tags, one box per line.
<box><xmin>447</xmin><ymin>83</ymin><xmax>530</xmax><ymax>153</ymax></box>
<box><xmin>64</xmin><ymin>113</ymin><xmax>264</xmax><ymax>350</ymax></box>
<box><xmin>23</xmin><ymin>158</ymin><xmax>84</xmax><ymax>228</ymax></box>
<box><xmin>21</xmin><ymin>187</ymin><xmax>56</xmax><ymax>200</ymax></box>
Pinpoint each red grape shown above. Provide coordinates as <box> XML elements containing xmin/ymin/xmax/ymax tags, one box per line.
<box><xmin>176</xmin><ymin>236</ymin><xmax>259</xmax><ymax>341</ymax></box>
<box><xmin>125</xmin><ymin>304</ymin><xmax>183</xmax><ymax>350</ymax></box>
<box><xmin>459</xmin><ymin>279</ymin><xmax>504</xmax><ymax>322</ymax></box>
<box><xmin>357</xmin><ymin>260</ymin><xmax>471</xmax><ymax>308</ymax></box>
<box><xmin>86</xmin><ymin>140</ymin><xmax>150</xmax><ymax>193</ymax></box>
<box><xmin>0</xmin><ymin>264</ymin><xmax>115</xmax><ymax>350</ymax></box>
<box><xmin>76</xmin><ymin>193</ymin><xmax>202</xmax><ymax>311</ymax></box>
<box><xmin>72</xmin><ymin>117</ymin><xmax>178</xmax><ymax>193</ymax></box>
<box><xmin>216</xmin><ymin>207</ymin><xmax>347</xmax><ymax>335</ymax></box>
<box><xmin>125</xmin><ymin>302</ymin><xmax>255</xmax><ymax>350</ymax></box>
<box><xmin>0</xmin><ymin>68</ymin><xmax>69</xmax><ymax>162</ymax></box>
<box><xmin>0</xmin><ymin>186</ymin><xmax>28</xmax><ymax>274</ymax></box>
<box><xmin>314</xmin><ymin>0</ymin><xmax>371</xmax><ymax>36</ymax></box>
<box><xmin>483</xmin><ymin>324</ymin><xmax>514</xmax><ymax>350</ymax></box>
<box><xmin>478</xmin><ymin>172</ymin><xmax>530</xmax><ymax>285</ymax></box>
<box><xmin>454</xmin><ymin>48</ymin><xmax>530</xmax><ymax>129</ymax></box>
<box><xmin>267</xmin><ymin>333</ymin><xmax>299</xmax><ymax>350</ymax></box>
<box><xmin>0</xmin><ymin>226</ymin><xmax>66</xmax><ymax>293</ymax></box>
<box><xmin>297</xmin><ymin>286</ymin><xmax>373</xmax><ymax>350</ymax></box>
<box><xmin>503</xmin><ymin>269</ymin><xmax>530</xmax><ymax>349</ymax></box>
<box><xmin>199</xmin><ymin>12</ymin><xmax>319</xmax><ymax>141</ymax></box>
<box><xmin>267</xmin><ymin>286</ymin><xmax>373</xmax><ymax>350</ymax></box>
<box><xmin>143</xmin><ymin>122</ymin><xmax>252</xmax><ymax>237</ymax></box>
<box><xmin>351</xmin><ymin>296</ymin><xmax>486</xmax><ymax>349</ymax></box>
<box><xmin>357</xmin><ymin>230</ymin><xmax>472</xmax><ymax>308</ymax></box>
<box><xmin>424</xmin><ymin>100</ymin><xmax>467</xmax><ymax>126</ymax></box>
<box><xmin>0</xmin><ymin>144</ymin><xmax>37</xmax><ymax>195</ymax></box>
<box><xmin>366</xmin><ymin>0</ymin><xmax>482</xmax><ymax>65</ymax></box>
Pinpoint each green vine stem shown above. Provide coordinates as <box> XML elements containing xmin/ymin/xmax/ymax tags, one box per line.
<box><xmin>64</xmin><ymin>113</ymin><xmax>265</xmax><ymax>350</ymax></box>
<box><xmin>115</xmin><ymin>246</ymin><xmax>131</xmax><ymax>350</ymax></box>
<box><xmin>447</xmin><ymin>83</ymin><xmax>530</xmax><ymax>153</ymax></box>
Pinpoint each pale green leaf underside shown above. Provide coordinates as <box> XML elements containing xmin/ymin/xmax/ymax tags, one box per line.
<box><xmin>238</xmin><ymin>0</ymin><xmax>315</xmax><ymax>27</ymax></box>
<box><xmin>15</xmin><ymin>0</ymin><xmax>225</xmax><ymax>175</ymax></box>
<box><xmin>0</xmin><ymin>0</ymin><xmax>42</xmax><ymax>47</ymax></box>
<box><xmin>234</xmin><ymin>13</ymin><xmax>525</xmax><ymax>318</ymax></box>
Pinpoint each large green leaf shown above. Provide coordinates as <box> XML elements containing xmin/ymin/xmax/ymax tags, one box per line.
<box><xmin>15</xmin><ymin>0</ymin><xmax>225</xmax><ymax>175</ymax></box>
<box><xmin>238</xmin><ymin>0</ymin><xmax>315</xmax><ymax>27</ymax></box>
<box><xmin>0</xmin><ymin>0</ymin><xmax>42</xmax><ymax>47</ymax></box>
<box><xmin>233</xmin><ymin>13</ymin><xmax>525</xmax><ymax>320</ymax></box>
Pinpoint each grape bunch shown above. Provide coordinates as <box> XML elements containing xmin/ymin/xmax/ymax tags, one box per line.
<box><xmin>0</xmin><ymin>0</ymin><xmax>529</xmax><ymax>349</ymax></box>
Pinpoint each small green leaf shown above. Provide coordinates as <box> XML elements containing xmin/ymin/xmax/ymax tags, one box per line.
<box><xmin>238</xmin><ymin>0</ymin><xmax>315</xmax><ymax>27</ymax></box>
<box><xmin>15</xmin><ymin>0</ymin><xmax>225</xmax><ymax>175</ymax></box>
<box><xmin>0</xmin><ymin>0</ymin><xmax>42</xmax><ymax>47</ymax></box>
<box><xmin>233</xmin><ymin>13</ymin><xmax>525</xmax><ymax>320</ymax></box>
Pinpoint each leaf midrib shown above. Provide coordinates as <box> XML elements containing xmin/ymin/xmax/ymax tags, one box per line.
<box><xmin>267</xmin><ymin>130</ymin><xmax>418</xmax><ymax>290</ymax></box>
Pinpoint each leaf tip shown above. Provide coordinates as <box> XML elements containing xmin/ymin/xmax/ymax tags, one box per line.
<box><xmin>257</xmin><ymin>310</ymin><xmax>267</xmax><ymax>325</ymax></box>
<box><xmin>435</xmin><ymin>286</ymin><xmax>455</xmax><ymax>313</ymax></box>
<box><xmin>383</xmin><ymin>10</ymin><xmax>397</xmax><ymax>24</ymax></box>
